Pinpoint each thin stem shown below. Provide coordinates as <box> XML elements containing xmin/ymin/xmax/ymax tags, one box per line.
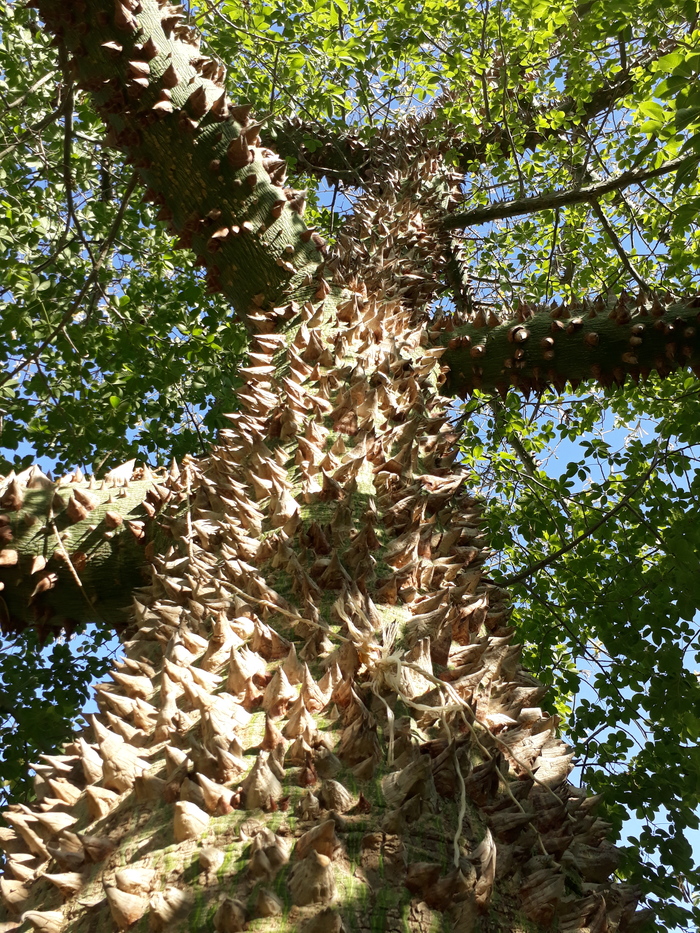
<box><xmin>589</xmin><ymin>197</ymin><xmax>651</xmax><ymax>291</ymax></box>
<box><xmin>493</xmin><ymin>447</ymin><xmax>662</xmax><ymax>586</ymax></box>
<box><xmin>1</xmin><ymin>172</ymin><xmax>139</xmax><ymax>387</ymax></box>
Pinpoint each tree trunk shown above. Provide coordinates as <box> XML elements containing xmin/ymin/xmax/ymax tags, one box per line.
<box><xmin>0</xmin><ymin>1</ymin><xmax>655</xmax><ymax>931</ymax></box>
<box><xmin>0</xmin><ymin>180</ymin><xmax>648</xmax><ymax>933</ymax></box>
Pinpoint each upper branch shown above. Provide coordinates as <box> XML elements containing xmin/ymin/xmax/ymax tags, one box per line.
<box><xmin>442</xmin><ymin>153</ymin><xmax>698</xmax><ymax>228</ymax></box>
<box><xmin>265</xmin><ymin>46</ymin><xmax>679</xmax><ymax>187</ymax></box>
<box><xmin>33</xmin><ymin>0</ymin><xmax>327</xmax><ymax>326</ymax></box>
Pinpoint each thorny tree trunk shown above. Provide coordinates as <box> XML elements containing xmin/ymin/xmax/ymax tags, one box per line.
<box><xmin>0</xmin><ymin>1</ymin><xmax>669</xmax><ymax>931</ymax></box>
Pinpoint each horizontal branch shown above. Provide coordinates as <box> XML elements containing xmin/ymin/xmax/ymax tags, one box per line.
<box><xmin>439</xmin><ymin>293</ymin><xmax>700</xmax><ymax>397</ymax></box>
<box><xmin>0</xmin><ymin>462</ymin><xmax>166</xmax><ymax>637</ymax></box>
<box><xmin>443</xmin><ymin>153</ymin><xmax>697</xmax><ymax>228</ymax></box>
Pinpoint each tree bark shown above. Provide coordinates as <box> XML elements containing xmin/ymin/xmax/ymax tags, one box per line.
<box><xmin>0</xmin><ymin>463</ymin><xmax>166</xmax><ymax>638</ymax></box>
<box><xmin>0</xmin><ymin>2</ymin><xmax>654</xmax><ymax>931</ymax></box>
<box><xmin>440</xmin><ymin>294</ymin><xmax>700</xmax><ymax>397</ymax></box>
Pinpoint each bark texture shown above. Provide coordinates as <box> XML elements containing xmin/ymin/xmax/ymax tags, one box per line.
<box><xmin>1</xmin><ymin>122</ymin><xmax>647</xmax><ymax>933</ymax></box>
<box><xmin>0</xmin><ymin>271</ymin><xmax>648</xmax><ymax>930</ymax></box>
<box><xmin>0</xmin><ymin>1</ymin><xmax>656</xmax><ymax>931</ymax></box>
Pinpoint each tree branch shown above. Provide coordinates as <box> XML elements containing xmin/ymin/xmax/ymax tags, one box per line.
<box><xmin>265</xmin><ymin>46</ymin><xmax>681</xmax><ymax>187</ymax></box>
<box><xmin>1</xmin><ymin>69</ymin><xmax>57</xmax><ymax>113</ymax></box>
<box><xmin>34</xmin><ymin>0</ymin><xmax>327</xmax><ymax>327</ymax></box>
<box><xmin>443</xmin><ymin>154</ymin><xmax>698</xmax><ymax>229</ymax></box>
<box><xmin>491</xmin><ymin>448</ymin><xmax>661</xmax><ymax>587</ymax></box>
<box><xmin>486</xmin><ymin>397</ymin><xmax>539</xmax><ymax>479</ymax></box>
<box><xmin>438</xmin><ymin>294</ymin><xmax>700</xmax><ymax>398</ymax></box>
<box><xmin>0</xmin><ymin>464</ymin><xmax>162</xmax><ymax>637</ymax></box>
<box><xmin>0</xmin><ymin>93</ymin><xmax>70</xmax><ymax>161</ymax></box>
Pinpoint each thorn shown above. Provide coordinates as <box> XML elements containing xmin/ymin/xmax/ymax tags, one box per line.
<box><xmin>100</xmin><ymin>40</ymin><xmax>123</xmax><ymax>56</ymax></box>
<box><xmin>141</xmin><ymin>500</ymin><xmax>156</xmax><ymax>519</ymax></box>
<box><xmin>140</xmin><ymin>37</ymin><xmax>159</xmax><ymax>60</ymax></box>
<box><xmin>287</xmin><ymin>191</ymin><xmax>307</xmax><ymax>215</ymax></box>
<box><xmin>227</xmin><ymin>135</ymin><xmax>252</xmax><ymax>169</ymax></box>
<box><xmin>126</xmin><ymin>520</ymin><xmax>146</xmax><ymax>540</ymax></box>
<box><xmin>114</xmin><ymin>1</ymin><xmax>138</xmax><ymax>33</ymax></box>
<box><xmin>128</xmin><ymin>60</ymin><xmax>149</xmax><ymax>79</ymax></box>
<box><xmin>211</xmin><ymin>92</ymin><xmax>228</xmax><ymax>120</ymax></box>
<box><xmin>104</xmin><ymin>511</ymin><xmax>124</xmax><ymax>530</ymax></box>
<box><xmin>187</xmin><ymin>84</ymin><xmax>208</xmax><ymax>119</ymax></box>
<box><xmin>270</xmin><ymin>200</ymin><xmax>286</xmax><ymax>220</ymax></box>
<box><xmin>152</xmin><ymin>99</ymin><xmax>174</xmax><ymax>114</ymax></box>
<box><xmin>155</xmin><ymin>64</ymin><xmax>177</xmax><ymax>92</ymax></box>
<box><xmin>508</xmin><ymin>326</ymin><xmax>529</xmax><ymax>343</ymax></box>
<box><xmin>230</xmin><ymin>103</ymin><xmax>253</xmax><ymax>126</ymax></box>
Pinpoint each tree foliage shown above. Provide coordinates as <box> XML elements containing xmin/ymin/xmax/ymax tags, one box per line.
<box><xmin>1</xmin><ymin>0</ymin><xmax>700</xmax><ymax>926</ymax></box>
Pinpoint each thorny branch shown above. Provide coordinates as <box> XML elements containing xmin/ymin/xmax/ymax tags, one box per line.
<box><xmin>265</xmin><ymin>42</ymin><xmax>682</xmax><ymax>187</ymax></box>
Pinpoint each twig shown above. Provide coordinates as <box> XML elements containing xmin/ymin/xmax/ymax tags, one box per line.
<box><xmin>61</xmin><ymin>80</ymin><xmax>94</xmax><ymax>262</ymax></box>
<box><xmin>329</xmin><ymin>182</ymin><xmax>339</xmax><ymax>235</ymax></box>
<box><xmin>545</xmin><ymin>208</ymin><xmax>560</xmax><ymax>299</ymax></box>
<box><xmin>486</xmin><ymin>397</ymin><xmax>539</xmax><ymax>479</ymax></box>
<box><xmin>2</xmin><ymin>71</ymin><xmax>57</xmax><ymax>113</ymax></box>
<box><xmin>492</xmin><ymin>447</ymin><xmax>662</xmax><ymax>586</ymax></box>
<box><xmin>30</xmin><ymin>234</ymin><xmax>78</xmax><ymax>274</ymax></box>
<box><xmin>49</xmin><ymin>519</ymin><xmax>105</xmax><ymax>622</ymax></box>
<box><xmin>589</xmin><ymin>197</ymin><xmax>651</xmax><ymax>291</ymax></box>
<box><xmin>1</xmin><ymin>172</ymin><xmax>139</xmax><ymax>387</ymax></box>
<box><xmin>452</xmin><ymin>742</ymin><xmax>468</xmax><ymax>867</ymax></box>
<box><xmin>0</xmin><ymin>95</ymin><xmax>70</xmax><ymax>160</ymax></box>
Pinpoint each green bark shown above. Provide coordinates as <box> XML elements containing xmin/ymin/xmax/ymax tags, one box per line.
<box><xmin>0</xmin><ymin>464</ymin><xmax>170</xmax><ymax>637</ymax></box>
<box><xmin>34</xmin><ymin>0</ymin><xmax>326</xmax><ymax>325</ymax></box>
<box><xmin>440</xmin><ymin>295</ymin><xmax>700</xmax><ymax>397</ymax></box>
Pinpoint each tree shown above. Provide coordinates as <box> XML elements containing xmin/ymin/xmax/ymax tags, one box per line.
<box><xmin>1</xmin><ymin>0</ymin><xmax>700</xmax><ymax>929</ymax></box>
